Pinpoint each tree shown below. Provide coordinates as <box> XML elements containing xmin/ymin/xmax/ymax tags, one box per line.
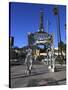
<box><xmin>58</xmin><ymin>41</ymin><xmax>66</xmax><ymax>64</ymax></box>
<box><xmin>58</xmin><ymin>41</ymin><xmax>66</xmax><ymax>53</ymax></box>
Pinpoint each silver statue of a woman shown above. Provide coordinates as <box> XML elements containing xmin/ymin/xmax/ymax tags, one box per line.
<box><xmin>25</xmin><ymin>48</ymin><xmax>32</xmax><ymax>75</ymax></box>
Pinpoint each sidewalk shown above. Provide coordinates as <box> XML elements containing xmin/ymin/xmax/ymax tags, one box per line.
<box><xmin>10</xmin><ymin>63</ymin><xmax>66</xmax><ymax>88</ymax></box>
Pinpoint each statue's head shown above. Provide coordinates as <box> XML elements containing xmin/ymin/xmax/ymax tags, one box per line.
<box><xmin>26</xmin><ymin>48</ymin><xmax>32</xmax><ymax>55</ymax></box>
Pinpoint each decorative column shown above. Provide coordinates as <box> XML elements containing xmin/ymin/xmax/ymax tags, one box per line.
<box><xmin>38</xmin><ymin>11</ymin><xmax>44</xmax><ymax>32</ymax></box>
<box><xmin>48</xmin><ymin>50</ymin><xmax>52</xmax><ymax>69</ymax></box>
<box><xmin>50</xmin><ymin>34</ymin><xmax>55</xmax><ymax>72</ymax></box>
<box><xmin>47</xmin><ymin>50</ymin><xmax>49</xmax><ymax>65</ymax></box>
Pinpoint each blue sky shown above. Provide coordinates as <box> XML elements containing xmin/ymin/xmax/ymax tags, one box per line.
<box><xmin>10</xmin><ymin>2</ymin><xmax>66</xmax><ymax>48</ymax></box>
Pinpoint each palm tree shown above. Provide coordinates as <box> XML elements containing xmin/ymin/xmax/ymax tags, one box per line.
<box><xmin>53</xmin><ymin>6</ymin><xmax>64</xmax><ymax>65</ymax></box>
<box><xmin>58</xmin><ymin>41</ymin><xmax>66</xmax><ymax>53</ymax></box>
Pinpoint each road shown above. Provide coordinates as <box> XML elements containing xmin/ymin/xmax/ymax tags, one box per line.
<box><xmin>10</xmin><ymin>62</ymin><xmax>66</xmax><ymax>88</ymax></box>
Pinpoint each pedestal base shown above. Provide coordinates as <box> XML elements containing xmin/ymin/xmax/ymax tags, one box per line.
<box><xmin>48</xmin><ymin>66</ymin><xmax>51</xmax><ymax>69</ymax></box>
<box><xmin>51</xmin><ymin>68</ymin><xmax>54</xmax><ymax>72</ymax></box>
<box><xmin>48</xmin><ymin>66</ymin><xmax>55</xmax><ymax>72</ymax></box>
<box><xmin>49</xmin><ymin>68</ymin><xmax>55</xmax><ymax>72</ymax></box>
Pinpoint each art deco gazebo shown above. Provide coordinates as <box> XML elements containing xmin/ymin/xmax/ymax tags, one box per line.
<box><xmin>28</xmin><ymin>11</ymin><xmax>55</xmax><ymax>72</ymax></box>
